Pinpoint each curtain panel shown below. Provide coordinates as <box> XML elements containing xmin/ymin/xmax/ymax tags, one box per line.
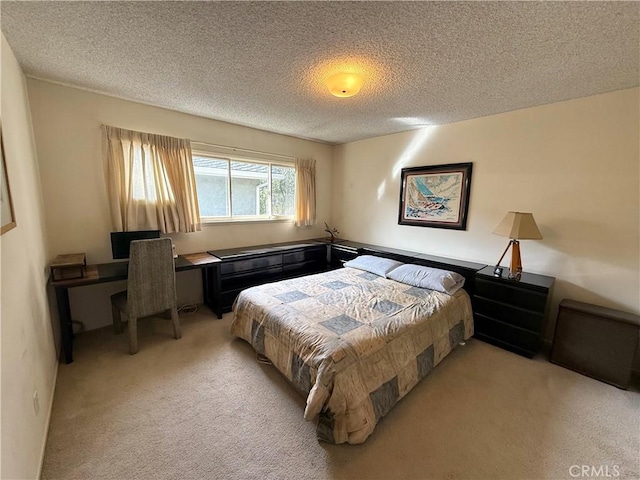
<box><xmin>103</xmin><ymin>125</ymin><xmax>201</xmax><ymax>233</ymax></box>
<box><xmin>294</xmin><ymin>158</ymin><xmax>316</xmax><ymax>227</ymax></box>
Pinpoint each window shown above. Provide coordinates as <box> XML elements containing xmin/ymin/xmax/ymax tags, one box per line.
<box><xmin>103</xmin><ymin>125</ymin><xmax>201</xmax><ymax>233</ymax></box>
<box><xmin>193</xmin><ymin>153</ymin><xmax>295</xmax><ymax>221</ymax></box>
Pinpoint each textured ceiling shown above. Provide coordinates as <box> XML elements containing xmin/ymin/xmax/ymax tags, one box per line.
<box><xmin>1</xmin><ymin>1</ymin><xmax>638</xmax><ymax>145</ymax></box>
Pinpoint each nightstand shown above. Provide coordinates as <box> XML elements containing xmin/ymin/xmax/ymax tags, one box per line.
<box><xmin>473</xmin><ymin>266</ymin><xmax>555</xmax><ymax>358</ymax></box>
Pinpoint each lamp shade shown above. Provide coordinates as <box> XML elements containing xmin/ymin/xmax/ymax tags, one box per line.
<box><xmin>493</xmin><ymin>212</ymin><xmax>543</xmax><ymax>240</ymax></box>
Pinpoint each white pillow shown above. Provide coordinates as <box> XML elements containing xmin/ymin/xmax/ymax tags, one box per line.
<box><xmin>343</xmin><ymin>255</ymin><xmax>404</xmax><ymax>278</ymax></box>
<box><xmin>387</xmin><ymin>264</ymin><xmax>465</xmax><ymax>295</ymax></box>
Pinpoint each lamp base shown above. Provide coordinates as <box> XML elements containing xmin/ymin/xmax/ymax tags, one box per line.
<box><xmin>508</xmin><ymin>269</ymin><xmax>522</xmax><ymax>281</ymax></box>
<box><xmin>495</xmin><ymin>239</ymin><xmax>524</xmax><ymax>281</ymax></box>
<box><xmin>509</xmin><ymin>240</ymin><xmax>522</xmax><ymax>281</ymax></box>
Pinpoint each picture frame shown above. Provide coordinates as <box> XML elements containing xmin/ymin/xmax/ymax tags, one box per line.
<box><xmin>398</xmin><ymin>162</ymin><xmax>473</xmax><ymax>230</ymax></box>
<box><xmin>1</xmin><ymin>129</ymin><xmax>17</xmax><ymax>235</ymax></box>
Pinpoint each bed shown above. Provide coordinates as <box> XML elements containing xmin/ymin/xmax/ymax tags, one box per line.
<box><xmin>230</xmin><ymin>258</ymin><xmax>474</xmax><ymax>444</ymax></box>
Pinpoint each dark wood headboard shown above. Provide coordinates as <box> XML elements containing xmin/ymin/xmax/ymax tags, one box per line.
<box><xmin>336</xmin><ymin>240</ymin><xmax>485</xmax><ymax>296</ymax></box>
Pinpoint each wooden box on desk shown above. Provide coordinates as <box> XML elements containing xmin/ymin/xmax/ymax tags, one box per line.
<box><xmin>51</xmin><ymin>253</ymin><xmax>86</xmax><ymax>281</ymax></box>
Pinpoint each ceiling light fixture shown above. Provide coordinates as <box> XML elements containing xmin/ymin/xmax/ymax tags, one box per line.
<box><xmin>325</xmin><ymin>72</ymin><xmax>364</xmax><ymax>98</ymax></box>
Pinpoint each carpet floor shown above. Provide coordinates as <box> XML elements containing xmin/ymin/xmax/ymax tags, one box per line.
<box><xmin>41</xmin><ymin>308</ymin><xmax>639</xmax><ymax>480</ymax></box>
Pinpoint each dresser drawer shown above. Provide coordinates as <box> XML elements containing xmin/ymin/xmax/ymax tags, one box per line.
<box><xmin>474</xmin><ymin>314</ymin><xmax>541</xmax><ymax>354</ymax></box>
<box><xmin>473</xmin><ymin>296</ymin><xmax>544</xmax><ymax>333</ymax></box>
<box><xmin>475</xmin><ymin>277</ymin><xmax>547</xmax><ymax>312</ymax></box>
<box><xmin>219</xmin><ymin>266</ymin><xmax>284</xmax><ymax>311</ymax></box>
<box><xmin>283</xmin><ymin>258</ymin><xmax>325</xmax><ymax>275</ymax></box>
<box><xmin>221</xmin><ymin>265</ymin><xmax>283</xmax><ymax>288</ymax></box>
<box><xmin>221</xmin><ymin>254</ymin><xmax>283</xmax><ymax>276</ymax></box>
<box><xmin>283</xmin><ymin>246</ymin><xmax>326</xmax><ymax>265</ymax></box>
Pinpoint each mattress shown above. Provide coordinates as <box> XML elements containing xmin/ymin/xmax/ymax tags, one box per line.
<box><xmin>230</xmin><ymin>266</ymin><xmax>473</xmax><ymax>444</ymax></box>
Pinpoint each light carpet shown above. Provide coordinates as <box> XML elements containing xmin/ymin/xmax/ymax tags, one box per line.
<box><xmin>41</xmin><ymin>309</ymin><xmax>639</xmax><ymax>480</ymax></box>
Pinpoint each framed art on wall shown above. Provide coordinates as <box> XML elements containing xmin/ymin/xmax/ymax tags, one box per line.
<box><xmin>398</xmin><ymin>162</ymin><xmax>473</xmax><ymax>230</ymax></box>
<box><xmin>1</xmin><ymin>129</ymin><xmax>17</xmax><ymax>235</ymax></box>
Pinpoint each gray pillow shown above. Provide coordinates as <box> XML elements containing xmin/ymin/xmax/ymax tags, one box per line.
<box><xmin>387</xmin><ymin>264</ymin><xmax>465</xmax><ymax>295</ymax></box>
<box><xmin>343</xmin><ymin>255</ymin><xmax>404</xmax><ymax>278</ymax></box>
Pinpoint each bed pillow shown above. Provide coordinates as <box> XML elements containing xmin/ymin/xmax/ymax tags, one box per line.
<box><xmin>387</xmin><ymin>263</ymin><xmax>465</xmax><ymax>295</ymax></box>
<box><xmin>343</xmin><ymin>255</ymin><xmax>404</xmax><ymax>278</ymax></box>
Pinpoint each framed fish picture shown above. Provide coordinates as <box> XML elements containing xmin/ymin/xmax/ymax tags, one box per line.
<box><xmin>398</xmin><ymin>163</ymin><xmax>473</xmax><ymax>230</ymax></box>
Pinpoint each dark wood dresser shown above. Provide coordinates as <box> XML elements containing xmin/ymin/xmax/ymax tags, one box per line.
<box><xmin>473</xmin><ymin>266</ymin><xmax>555</xmax><ymax>358</ymax></box>
<box><xmin>208</xmin><ymin>241</ymin><xmax>327</xmax><ymax>317</ymax></box>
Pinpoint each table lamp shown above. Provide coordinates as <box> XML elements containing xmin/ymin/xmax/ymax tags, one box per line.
<box><xmin>492</xmin><ymin>212</ymin><xmax>542</xmax><ymax>280</ymax></box>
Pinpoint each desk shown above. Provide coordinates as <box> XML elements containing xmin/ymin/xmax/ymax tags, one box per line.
<box><xmin>53</xmin><ymin>240</ymin><xmax>488</xmax><ymax>364</ymax></box>
<box><xmin>51</xmin><ymin>252</ymin><xmax>221</xmax><ymax>364</ymax></box>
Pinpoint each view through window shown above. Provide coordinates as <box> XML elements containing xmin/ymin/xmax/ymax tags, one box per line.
<box><xmin>193</xmin><ymin>154</ymin><xmax>295</xmax><ymax>220</ymax></box>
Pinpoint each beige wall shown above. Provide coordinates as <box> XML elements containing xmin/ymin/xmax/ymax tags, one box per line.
<box><xmin>332</xmin><ymin>88</ymin><xmax>640</xmax><ymax>339</ymax></box>
<box><xmin>27</xmin><ymin>79</ymin><xmax>333</xmax><ymax>330</ymax></box>
<box><xmin>1</xmin><ymin>35</ymin><xmax>58</xmax><ymax>479</ymax></box>
<box><xmin>27</xmin><ymin>82</ymin><xmax>639</xmax><ymax>335</ymax></box>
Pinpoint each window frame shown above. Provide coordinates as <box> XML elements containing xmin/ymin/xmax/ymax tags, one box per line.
<box><xmin>192</xmin><ymin>150</ymin><xmax>296</xmax><ymax>224</ymax></box>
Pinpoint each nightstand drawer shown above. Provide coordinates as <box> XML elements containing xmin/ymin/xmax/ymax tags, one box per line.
<box><xmin>475</xmin><ymin>277</ymin><xmax>547</xmax><ymax>312</ymax></box>
<box><xmin>475</xmin><ymin>314</ymin><xmax>541</xmax><ymax>354</ymax></box>
<box><xmin>473</xmin><ymin>296</ymin><xmax>543</xmax><ymax>333</ymax></box>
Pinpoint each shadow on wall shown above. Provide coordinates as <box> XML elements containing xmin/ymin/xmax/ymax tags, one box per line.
<box><xmin>542</xmin><ymin>216</ymin><xmax>638</xmax><ymax>272</ymax></box>
<box><xmin>540</xmin><ymin>214</ymin><xmax>638</xmax><ymax>345</ymax></box>
<box><xmin>545</xmin><ymin>280</ymin><xmax>637</xmax><ymax>342</ymax></box>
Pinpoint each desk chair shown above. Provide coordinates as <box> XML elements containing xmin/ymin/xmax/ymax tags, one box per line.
<box><xmin>110</xmin><ymin>238</ymin><xmax>181</xmax><ymax>354</ymax></box>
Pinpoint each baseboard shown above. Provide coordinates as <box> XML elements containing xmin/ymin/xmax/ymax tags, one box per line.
<box><xmin>37</xmin><ymin>362</ymin><xmax>59</xmax><ymax>480</ymax></box>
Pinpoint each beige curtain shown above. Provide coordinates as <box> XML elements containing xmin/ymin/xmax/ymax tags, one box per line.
<box><xmin>294</xmin><ymin>158</ymin><xmax>316</xmax><ymax>227</ymax></box>
<box><xmin>104</xmin><ymin>125</ymin><xmax>201</xmax><ymax>233</ymax></box>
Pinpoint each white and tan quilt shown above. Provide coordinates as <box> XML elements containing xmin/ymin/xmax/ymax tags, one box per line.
<box><xmin>230</xmin><ymin>266</ymin><xmax>473</xmax><ymax>444</ymax></box>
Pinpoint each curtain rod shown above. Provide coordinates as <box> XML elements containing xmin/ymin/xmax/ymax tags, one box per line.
<box><xmin>100</xmin><ymin>125</ymin><xmax>295</xmax><ymax>161</ymax></box>
<box><xmin>191</xmin><ymin>141</ymin><xmax>295</xmax><ymax>161</ymax></box>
